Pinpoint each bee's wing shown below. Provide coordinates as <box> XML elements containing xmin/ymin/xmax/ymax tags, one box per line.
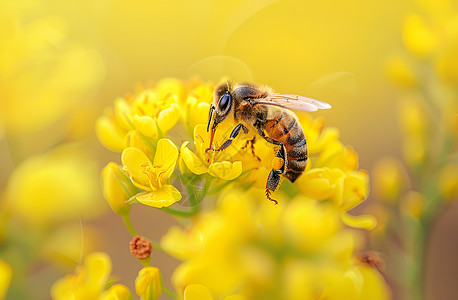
<box><xmin>253</xmin><ymin>93</ymin><xmax>331</xmax><ymax>112</ymax></box>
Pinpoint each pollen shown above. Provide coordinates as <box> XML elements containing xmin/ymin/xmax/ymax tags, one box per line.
<box><xmin>140</xmin><ymin>162</ymin><xmax>165</xmax><ymax>190</ymax></box>
<box><xmin>271</xmin><ymin>157</ymin><xmax>285</xmax><ymax>171</ymax></box>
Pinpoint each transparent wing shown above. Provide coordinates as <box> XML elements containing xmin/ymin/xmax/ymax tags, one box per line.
<box><xmin>253</xmin><ymin>93</ymin><xmax>331</xmax><ymax>112</ymax></box>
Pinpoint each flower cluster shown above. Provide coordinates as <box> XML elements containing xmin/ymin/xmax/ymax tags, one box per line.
<box><xmin>91</xmin><ymin>78</ymin><xmax>390</xmax><ymax>300</ymax></box>
<box><xmin>162</xmin><ymin>190</ymin><xmax>389</xmax><ymax>299</ymax></box>
<box><xmin>372</xmin><ymin>2</ymin><xmax>458</xmax><ymax>298</ymax></box>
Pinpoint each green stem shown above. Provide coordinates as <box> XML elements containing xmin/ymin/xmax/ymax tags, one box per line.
<box><xmin>160</xmin><ymin>275</ymin><xmax>177</xmax><ymax>300</ymax></box>
<box><xmin>122</xmin><ymin>214</ymin><xmax>165</xmax><ymax>251</ymax></box>
<box><xmin>121</xmin><ymin>214</ymin><xmax>138</xmax><ymax>236</ymax></box>
<box><xmin>160</xmin><ymin>206</ymin><xmax>199</xmax><ymax>217</ymax></box>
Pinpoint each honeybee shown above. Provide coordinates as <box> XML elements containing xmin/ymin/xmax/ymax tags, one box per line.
<box><xmin>206</xmin><ymin>82</ymin><xmax>331</xmax><ymax>204</ymax></box>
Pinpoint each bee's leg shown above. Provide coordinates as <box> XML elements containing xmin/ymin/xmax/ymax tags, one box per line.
<box><xmin>265</xmin><ymin>171</ymin><xmax>280</xmax><ymax>205</ymax></box>
<box><xmin>250</xmin><ymin>137</ymin><xmax>261</xmax><ymax>161</ymax></box>
<box><xmin>213</xmin><ymin>123</ymin><xmax>248</xmax><ymax>152</ymax></box>
<box><xmin>257</xmin><ymin>126</ymin><xmax>288</xmax><ymax>204</ymax></box>
<box><xmin>241</xmin><ymin>137</ymin><xmax>261</xmax><ymax>161</ymax></box>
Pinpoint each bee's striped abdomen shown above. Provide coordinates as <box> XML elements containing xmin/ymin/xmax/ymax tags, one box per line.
<box><xmin>263</xmin><ymin>111</ymin><xmax>308</xmax><ymax>183</ymax></box>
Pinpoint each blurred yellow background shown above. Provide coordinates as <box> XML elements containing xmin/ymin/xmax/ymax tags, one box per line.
<box><xmin>1</xmin><ymin>0</ymin><xmax>457</xmax><ymax>299</ymax></box>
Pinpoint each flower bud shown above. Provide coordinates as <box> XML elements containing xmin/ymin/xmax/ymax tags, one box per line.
<box><xmin>130</xmin><ymin>236</ymin><xmax>153</xmax><ymax>260</ymax></box>
<box><xmin>101</xmin><ymin>284</ymin><xmax>133</xmax><ymax>300</ymax></box>
<box><xmin>400</xmin><ymin>191</ymin><xmax>424</xmax><ymax>219</ymax></box>
<box><xmin>102</xmin><ymin>162</ymin><xmax>135</xmax><ymax>216</ymax></box>
<box><xmin>403</xmin><ymin>14</ymin><xmax>437</xmax><ymax>58</ymax></box>
<box><xmin>438</xmin><ymin>164</ymin><xmax>458</xmax><ymax>202</ymax></box>
<box><xmin>372</xmin><ymin>157</ymin><xmax>408</xmax><ymax>204</ymax></box>
<box><xmin>135</xmin><ymin>267</ymin><xmax>162</xmax><ymax>300</ymax></box>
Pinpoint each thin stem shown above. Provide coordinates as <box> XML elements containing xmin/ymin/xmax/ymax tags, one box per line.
<box><xmin>121</xmin><ymin>214</ymin><xmax>138</xmax><ymax>236</ymax></box>
<box><xmin>160</xmin><ymin>206</ymin><xmax>199</xmax><ymax>217</ymax></box>
<box><xmin>161</xmin><ymin>275</ymin><xmax>177</xmax><ymax>300</ymax></box>
<box><xmin>122</xmin><ymin>214</ymin><xmax>165</xmax><ymax>251</ymax></box>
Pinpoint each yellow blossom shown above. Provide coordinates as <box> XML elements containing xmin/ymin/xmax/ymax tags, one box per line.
<box><xmin>50</xmin><ymin>252</ymin><xmax>112</xmax><ymax>300</ymax></box>
<box><xmin>181</xmin><ymin>124</ymin><xmax>244</xmax><ymax>181</ymax></box>
<box><xmin>122</xmin><ymin>139</ymin><xmax>181</xmax><ymax>208</ymax></box>
<box><xmin>5</xmin><ymin>144</ymin><xmax>103</xmax><ymax>226</ymax></box>
<box><xmin>183</xmin><ymin>284</ymin><xmax>246</xmax><ymax>300</ymax></box>
<box><xmin>400</xmin><ymin>191</ymin><xmax>425</xmax><ymax>219</ymax></box>
<box><xmin>403</xmin><ymin>14</ymin><xmax>437</xmax><ymax>58</ymax></box>
<box><xmin>0</xmin><ymin>1</ymin><xmax>103</xmax><ymax>137</ymax></box>
<box><xmin>163</xmin><ymin>191</ymin><xmax>388</xmax><ymax>299</ymax></box>
<box><xmin>372</xmin><ymin>157</ymin><xmax>408</xmax><ymax>203</ymax></box>
<box><xmin>385</xmin><ymin>56</ymin><xmax>418</xmax><ymax>88</ymax></box>
<box><xmin>296</xmin><ymin>168</ymin><xmax>374</xmax><ymax>229</ymax></box>
<box><xmin>438</xmin><ymin>164</ymin><xmax>458</xmax><ymax>201</ymax></box>
<box><xmin>184</xmin><ymin>284</ymin><xmax>213</xmax><ymax>300</ymax></box>
<box><xmin>181</xmin><ymin>80</ymin><xmax>215</xmax><ymax>133</ymax></box>
<box><xmin>102</xmin><ymin>162</ymin><xmax>136</xmax><ymax>216</ymax></box>
<box><xmin>101</xmin><ymin>284</ymin><xmax>133</xmax><ymax>300</ymax></box>
<box><xmin>135</xmin><ymin>267</ymin><xmax>162</xmax><ymax>300</ymax></box>
<box><xmin>179</xmin><ymin>141</ymin><xmax>208</xmax><ymax>175</ymax></box>
<box><xmin>0</xmin><ymin>260</ymin><xmax>12</xmax><ymax>300</ymax></box>
<box><xmin>96</xmin><ymin>79</ymin><xmax>184</xmax><ymax>152</ymax></box>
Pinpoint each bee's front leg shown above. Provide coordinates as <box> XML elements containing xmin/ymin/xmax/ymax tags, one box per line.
<box><xmin>206</xmin><ymin>123</ymin><xmax>248</xmax><ymax>152</ymax></box>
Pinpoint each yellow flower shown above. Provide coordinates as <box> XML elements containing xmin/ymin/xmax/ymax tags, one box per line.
<box><xmin>372</xmin><ymin>157</ymin><xmax>409</xmax><ymax>204</ymax></box>
<box><xmin>102</xmin><ymin>162</ymin><xmax>137</xmax><ymax>216</ymax></box>
<box><xmin>96</xmin><ymin>79</ymin><xmax>183</xmax><ymax>152</ymax></box>
<box><xmin>184</xmin><ymin>284</ymin><xmax>213</xmax><ymax>300</ymax></box>
<box><xmin>179</xmin><ymin>124</ymin><xmax>243</xmax><ymax>181</ymax></box>
<box><xmin>322</xmin><ymin>264</ymin><xmax>391</xmax><ymax>300</ymax></box>
<box><xmin>183</xmin><ymin>284</ymin><xmax>246</xmax><ymax>300</ymax></box>
<box><xmin>400</xmin><ymin>191</ymin><xmax>425</xmax><ymax>219</ymax></box>
<box><xmin>50</xmin><ymin>252</ymin><xmax>112</xmax><ymax>300</ymax></box>
<box><xmin>135</xmin><ymin>267</ymin><xmax>162</xmax><ymax>300</ymax></box>
<box><xmin>403</xmin><ymin>14</ymin><xmax>437</xmax><ymax>58</ymax></box>
<box><xmin>163</xmin><ymin>191</ymin><xmax>388</xmax><ymax>299</ymax></box>
<box><xmin>179</xmin><ymin>141</ymin><xmax>208</xmax><ymax>175</ymax></box>
<box><xmin>101</xmin><ymin>284</ymin><xmax>133</xmax><ymax>300</ymax></box>
<box><xmin>385</xmin><ymin>56</ymin><xmax>418</xmax><ymax>88</ymax></box>
<box><xmin>122</xmin><ymin>139</ymin><xmax>181</xmax><ymax>208</ymax></box>
<box><xmin>0</xmin><ymin>1</ymin><xmax>103</xmax><ymax>137</ymax></box>
<box><xmin>438</xmin><ymin>164</ymin><xmax>458</xmax><ymax>201</ymax></box>
<box><xmin>181</xmin><ymin>80</ymin><xmax>215</xmax><ymax>133</ymax></box>
<box><xmin>5</xmin><ymin>144</ymin><xmax>103</xmax><ymax>226</ymax></box>
<box><xmin>0</xmin><ymin>260</ymin><xmax>12</xmax><ymax>300</ymax></box>
<box><xmin>296</xmin><ymin>168</ymin><xmax>375</xmax><ymax>229</ymax></box>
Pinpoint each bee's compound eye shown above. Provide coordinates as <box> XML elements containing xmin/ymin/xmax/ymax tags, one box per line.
<box><xmin>218</xmin><ymin>92</ymin><xmax>231</xmax><ymax>113</ymax></box>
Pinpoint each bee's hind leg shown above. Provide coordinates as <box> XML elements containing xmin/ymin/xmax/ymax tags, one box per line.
<box><xmin>265</xmin><ymin>144</ymin><xmax>287</xmax><ymax>205</ymax></box>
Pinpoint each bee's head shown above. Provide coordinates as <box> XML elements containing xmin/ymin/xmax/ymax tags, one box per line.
<box><xmin>207</xmin><ymin>82</ymin><xmax>234</xmax><ymax>132</ymax></box>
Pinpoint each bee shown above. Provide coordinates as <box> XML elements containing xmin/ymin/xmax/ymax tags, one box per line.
<box><xmin>206</xmin><ymin>81</ymin><xmax>331</xmax><ymax>204</ymax></box>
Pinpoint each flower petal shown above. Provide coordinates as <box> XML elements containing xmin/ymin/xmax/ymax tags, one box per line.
<box><xmin>133</xmin><ymin>115</ymin><xmax>158</xmax><ymax>138</ymax></box>
<box><xmin>136</xmin><ymin>185</ymin><xmax>182</xmax><ymax>208</ymax></box>
<box><xmin>83</xmin><ymin>252</ymin><xmax>112</xmax><ymax>290</ymax></box>
<box><xmin>208</xmin><ymin>161</ymin><xmax>242</xmax><ymax>181</ymax></box>
<box><xmin>154</xmin><ymin>139</ymin><xmax>179</xmax><ymax>182</ymax></box>
<box><xmin>341</xmin><ymin>213</ymin><xmax>377</xmax><ymax>230</ymax></box>
<box><xmin>121</xmin><ymin>147</ymin><xmax>152</xmax><ymax>190</ymax></box>
<box><xmin>157</xmin><ymin>103</ymin><xmax>180</xmax><ymax>133</ymax></box>
<box><xmin>96</xmin><ymin>116</ymin><xmax>126</xmax><ymax>152</ymax></box>
<box><xmin>181</xmin><ymin>141</ymin><xmax>208</xmax><ymax>175</ymax></box>
<box><xmin>184</xmin><ymin>284</ymin><xmax>213</xmax><ymax>300</ymax></box>
<box><xmin>193</xmin><ymin>124</ymin><xmax>209</xmax><ymax>158</ymax></box>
